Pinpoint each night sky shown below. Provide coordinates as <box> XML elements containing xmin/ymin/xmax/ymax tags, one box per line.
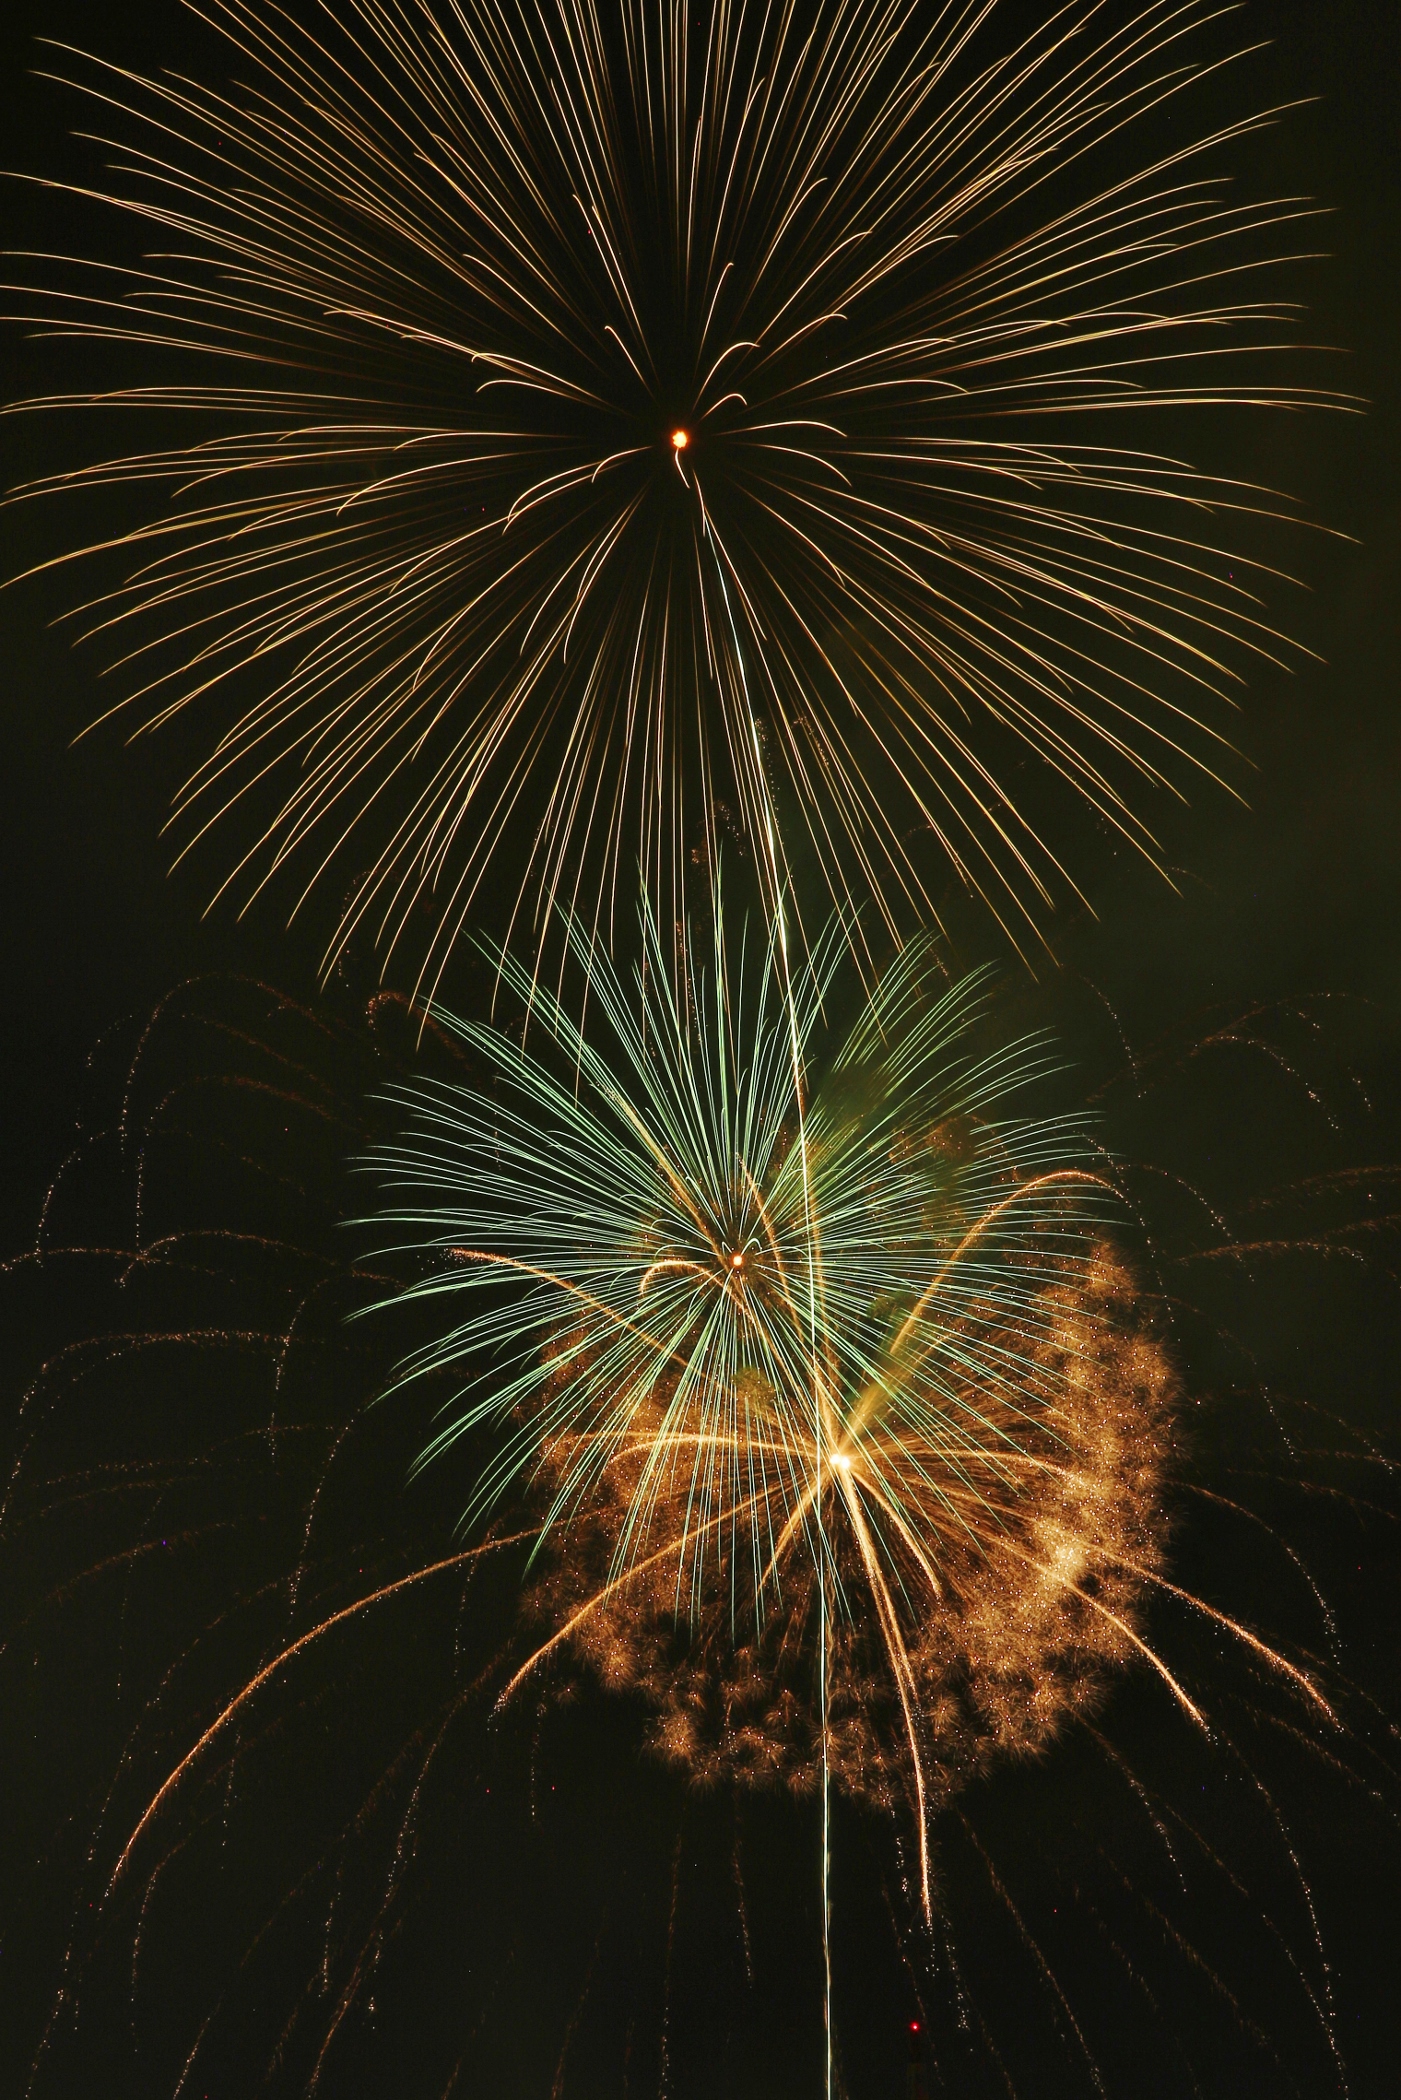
<box><xmin>2</xmin><ymin>4</ymin><xmax>1399</xmax><ymax>2096</ymax></box>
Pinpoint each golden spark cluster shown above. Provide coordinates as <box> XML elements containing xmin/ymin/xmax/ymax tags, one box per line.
<box><xmin>527</xmin><ymin>1246</ymin><xmax>1175</xmax><ymax>1835</ymax></box>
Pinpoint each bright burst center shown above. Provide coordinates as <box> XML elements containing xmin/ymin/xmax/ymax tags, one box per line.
<box><xmin>670</xmin><ymin>428</ymin><xmax>689</xmax><ymax>451</ymax></box>
<box><xmin>730</xmin><ymin>1250</ymin><xmax>744</xmax><ymax>1269</ymax></box>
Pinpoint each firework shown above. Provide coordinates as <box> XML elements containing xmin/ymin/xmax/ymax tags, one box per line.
<box><xmin>366</xmin><ymin>889</ymin><xmax>1193</xmax><ymax>1908</ymax></box>
<box><xmin>4</xmin><ymin>963</ymin><xmax>1393</xmax><ymax>2096</ymax></box>
<box><xmin>527</xmin><ymin>1242</ymin><xmax>1173</xmax><ymax>1812</ymax></box>
<box><xmin>6</xmin><ymin>0</ymin><xmax>1348</xmax><ymax>985</ymax></box>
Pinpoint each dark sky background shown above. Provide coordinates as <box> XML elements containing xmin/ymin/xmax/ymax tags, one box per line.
<box><xmin>2</xmin><ymin>3</ymin><xmax>1399</xmax><ymax>2096</ymax></box>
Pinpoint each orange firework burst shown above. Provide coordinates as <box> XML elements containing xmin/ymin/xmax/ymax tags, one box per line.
<box><xmin>524</xmin><ymin>1244</ymin><xmax>1177</xmax><ymax>1857</ymax></box>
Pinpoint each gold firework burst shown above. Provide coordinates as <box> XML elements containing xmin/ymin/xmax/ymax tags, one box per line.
<box><xmin>5</xmin><ymin>0</ymin><xmax>1351</xmax><ymax>986</ymax></box>
<box><xmin>526</xmin><ymin>1244</ymin><xmax>1176</xmax><ymax>1836</ymax></box>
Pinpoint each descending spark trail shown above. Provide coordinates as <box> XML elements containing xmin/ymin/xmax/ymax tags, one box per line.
<box><xmin>107</xmin><ymin>1534</ymin><xmax>535</xmax><ymax>1896</ymax></box>
<box><xmin>4</xmin><ymin>0</ymin><xmax>1351</xmax><ymax>989</ymax></box>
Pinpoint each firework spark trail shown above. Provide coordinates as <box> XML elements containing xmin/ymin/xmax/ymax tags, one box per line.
<box><xmin>4</xmin><ymin>0</ymin><xmax>1352</xmax><ymax>991</ymax></box>
<box><xmin>959</xmin><ymin>1814</ymin><xmax>1110</xmax><ymax>2100</ymax></box>
<box><xmin>107</xmin><ymin>1533</ymin><xmax>536</xmax><ymax>1894</ymax></box>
